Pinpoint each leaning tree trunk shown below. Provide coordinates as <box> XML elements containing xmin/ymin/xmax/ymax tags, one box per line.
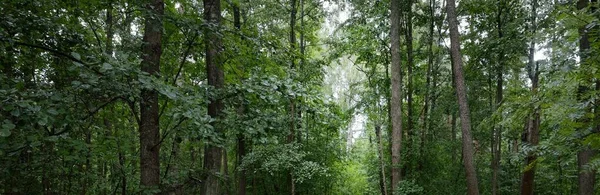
<box><xmin>446</xmin><ymin>0</ymin><xmax>480</xmax><ymax>194</ymax></box>
<box><xmin>202</xmin><ymin>0</ymin><xmax>225</xmax><ymax>194</ymax></box>
<box><xmin>139</xmin><ymin>0</ymin><xmax>163</xmax><ymax>192</ymax></box>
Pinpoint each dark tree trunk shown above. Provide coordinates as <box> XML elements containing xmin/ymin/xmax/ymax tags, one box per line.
<box><xmin>420</xmin><ymin>0</ymin><xmax>436</xmax><ymax>172</ymax></box>
<box><xmin>577</xmin><ymin>0</ymin><xmax>597</xmax><ymax>194</ymax></box>
<box><xmin>451</xmin><ymin>112</ymin><xmax>457</xmax><ymax>163</ymax></box>
<box><xmin>232</xmin><ymin>3</ymin><xmax>247</xmax><ymax>195</ymax></box>
<box><xmin>520</xmin><ymin>0</ymin><xmax>539</xmax><ymax>194</ymax></box>
<box><xmin>447</xmin><ymin>0</ymin><xmax>480</xmax><ymax>194</ymax></box>
<box><xmin>375</xmin><ymin>125</ymin><xmax>389</xmax><ymax>195</ymax></box>
<box><xmin>202</xmin><ymin>0</ymin><xmax>225</xmax><ymax>194</ymax></box>
<box><xmin>492</xmin><ymin>1</ymin><xmax>505</xmax><ymax>193</ymax></box>
<box><xmin>405</xmin><ymin>0</ymin><xmax>414</xmax><ymax>174</ymax></box>
<box><xmin>390</xmin><ymin>0</ymin><xmax>404</xmax><ymax>191</ymax></box>
<box><xmin>139</xmin><ymin>0</ymin><xmax>164</xmax><ymax>191</ymax></box>
<box><xmin>288</xmin><ymin>0</ymin><xmax>298</xmax><ymax>194</ymax></box>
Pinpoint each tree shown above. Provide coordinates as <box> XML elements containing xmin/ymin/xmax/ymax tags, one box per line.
<box><xmin>288</xmin><ymin>0</ymin><xmax>298</xmax><ymax>194</ymax></box>
<box><xmin>139</xmin><ymin>0</ymin><xmax>164</xmax><ymax>191</ymax></box>
<box><xmin>405</xmin><ymin>0</ymin><xmax>415</xmax><ymax>176</ymax></box>
<box><xmin>491</xmin><ymin>1</ymin><xmax>504</xmax><ymax>194</ymax></box>
<box><xmin>202</xmin><ymin>0</ymin><xmax>225</xmax><ymax>194</ymax></box>
<box><xmin>576</xmin><ymin>0</ymin><xmax>596</xmax><ymax>194</ymax></box>
<box><xmin>519</xmin><ymin>0</ymin><xmax>539</xmax><ymax>194</ymax></box>
<box><xmin>390</xmin><ymin>0</ymin><xmax>404</xmax><ymax>193</ymax></box>
<box><xmin>446</xmin><ymin>0</ymin><xmax>480</xmax><ymax>194</ymax></box>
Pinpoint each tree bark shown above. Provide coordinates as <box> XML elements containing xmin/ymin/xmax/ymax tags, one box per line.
<box><xmin>520</xmin><ymin>0</ymin><xmax>539</xmax><ymax>194</ymax></box>
<box><xmin>390</xmin><ymin>0</ymin><xmax>404</xmax><ymax>192</ymax></box>
<box><xmin>375</xmin><ymin>125</ymin><xmax>389</xmax><ymax>195</ymax></box>
<box><xmin>446</xmin><ymin>0</ymin><xmax>480</xmax><ymax>194</ymax></box>
<box><xmin>420</xmin><ymin>0</ymin><xmax>436</xmax><ymax>172</ymax></box>
<box><xmin>139</xmin><ymin>0</ymin><xmax>163</xmax><ymax>191</ymax></box>
<box><xmin>202</xmin><ymin>0</ymin><xmax>224</xmax><ymax>194</ymax></box>
<box><xmin>492</xmin><ymin>1</ymin><xmax>504</xmax><ymax>194</ymax></box>
<box><xmin>232</xmin><ymin>3</ymin><xmax>247</xmax><ymax>195</ymax></box>
<box><xmin>405</xmin><ymin>0</ymin><xmax>414</xmax><ymax>174</ymax></box>
<box><xmin>577</xmin><ymin>0</ymin><xmax>597</xmax><ymax>194</ymax></box>
<box><xmin>288</xmin><ymin>0</ymin><xmax>298</xmax><ymax>194</ymax></box>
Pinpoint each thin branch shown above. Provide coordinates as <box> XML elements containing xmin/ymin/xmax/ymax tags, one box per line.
<box><xmin>83</xmin><ymin>17</ymin><xmax>104</xmax><ymax>53</ymax></box>
<box><xmin>154</xmin><ymin>117</ymin><xmax>186</xmax><ymax>150</ymax></box>
<box><xmin>2</xmin><ymin>38</ymin><xmax>104</xmax><ymax>76</ymax></box>
<box><xmin>173</xmin><ymin>32</ymin><xmax>198</xmax><ymax>86</ymax></box>
<box><xmin>126</xmin><ymin>98</ymin><xmax>141</xmax><ymax>126</ymax></box>
<box><xmin>82</xmin><ymin>96</ymin><xmax>121</xmax><ymax>121</ymax></box>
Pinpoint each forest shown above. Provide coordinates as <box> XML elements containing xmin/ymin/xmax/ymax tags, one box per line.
<box><xmin>0</xmin><ymin>0</ymin><xmax>599</xmax><ymax>194</ymax></box>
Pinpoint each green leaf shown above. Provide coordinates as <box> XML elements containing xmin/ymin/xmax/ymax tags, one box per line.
<box><xmin>47</xmin><ymin>108</ymin><xmax>58</xmax><ymax>115</ymax></box>
<box><xmin>10</xmin><ymin>109</ymin><xmax>20</xmax><ymax>117</ymax></box>
<box><xmin>101</xmin><ymin>63</ymin><xmax>113</xmax><ymax>72</ymax></box>
<box><xmin>1</xmin><ymin>120</ymin><xmax>15</xmax><ymax>137</ymax></box>
<box><xmin>71</xmin><ymin>52</ymin><xmax>81</xmax><ymax>60</ymax></box>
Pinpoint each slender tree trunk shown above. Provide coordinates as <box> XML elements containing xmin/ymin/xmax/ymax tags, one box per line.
<box><xmin>447</xmin><ymin>0</ymin><xmax>480</xmax><ymax>194</ymax></box>
<box><xmin>202</xmin><ymin>0</ymin><xmax>224</xmax><ymax>194</ymax></box>
<box><xmin>237</xmin><ymin>135</ymin><xmax>247</xmax><ymax>195</ymax></box>
<box><xmin>105</xmin><ymin>2</ymin><xmax>114</xmax><ymax>55</ymax></box>
<box><xmin>420</xmin><ymin>0</ymin><xmax>436</xmax><ymax>172</ymax></box>
<box><xmin>520</xmin><ymin>0</ymin><xmax>539</xmax><ymax>194</ymax></box>
<box><xmin>42</xmin><ymin>141</ymin><xmax>54</xmax><ymax>195</ymax></box>
<box><xmin>288</xmin><ymin>0</ymin><xmax>298</xmax><ymax>194</ymax></box>
<box><xmin>390</xmin><ymin>0</ymin><xmax>404</xmax><ymax>192</ymax></box>
<box><xmin>222</xmin><ymin>148</ymin><xmax>230</xmax><ymax>195</ymax></box>
<box><xmin>451</xmin><ymin>112</ymin><xmax>457</xmax><ymax>163</ymax></box>
<box><xmin>405</xmin><ymin>0</ymin><xmax>414</xmax><ymax>176</ymax></box>
<box><xmin>139</xmin><ymin>0</ymin><xmax>163</xmax><ymax>191</ymax></box>
<box><xmin>577</xmin><ymin>1</ymin><xmax>597</xmax><ymax>194</ymax></box>
<box><xmin>375</xmin><ymin>125</ymin><xmax>389</xmax><ymax>195</ymax></box>
<box><xmin>232</xmin><ymin>3</ymin><xmax>247</xmax><ymax>195</ymax></box>
<box><xmin>492</xmin><ymin>1</ymin><xmax>504</xmax><ymax>193</ymax></box>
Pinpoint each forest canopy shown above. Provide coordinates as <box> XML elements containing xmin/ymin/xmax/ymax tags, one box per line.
<box><xmin>0</xmin><ymin>0</ymin><xmax>599</xmax><ymax>194</ymax></box>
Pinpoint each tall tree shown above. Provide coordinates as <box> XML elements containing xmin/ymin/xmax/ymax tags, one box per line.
<box><xmin>491</xmin><ymin>1</ymin><xmax>504</xmax><ymax>194</ymax></box>
<box><xmin>519</xmin><ymin>0</ymin><xmax>539</xmax><ymax>194</ymax></box>
<box><xmin>390</xmin><ymin>0</ymin><xmax>404</xmax><ymax>192</ymax></box>
<box><xmin>288</xmin><ymin>0</ymin><xmax>298</xmax><ymax>194</ymax></box>
<box><xmin>376</xmin><ymin>125</ymin><xmax>389</xmax><ymax>195</ymax></box>
<box><xmin>202</xmin><ymin>0</ymin><xmax>225</xmax><ymax>194</ymax></box>
<box><xmin>446</xmin><ymin>0</ymin><xmax>480</xmax><ymax>194</ymax></box>
<box><xmin>405</xmin><ymin>0</ymin><xmax>415</xmax><ymax>166</ymax></box>
<box><xmin>232</xmin><ymin>2</ymin><xmax>247</xmax><ymax>194</ymax></box>
<box><xmin>576</xmin><ymin>0</ymin><xmax>597</xmax><ymax>194</ymax></box>
<box><xmin>139</xmin><ymin>0</ymin><xmax>164</xmax><ymax>191</ymax></box>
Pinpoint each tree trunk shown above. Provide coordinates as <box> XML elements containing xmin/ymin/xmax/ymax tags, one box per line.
<box><xmin>375</xmin><ymin>125</ymin><xmax>389</xmax><ymax>195</ymax></box>
<box><xmin>447</xmin><ymin>0</ymin><xmax>480</xmax><ymax>194</ymax></box>
<box><xmin>202</xmin><ymin>0</ymin><xmax>225</xmax><ymax>194</ymax></box>
<box><xmin>405</xmin><ymin>0</ymin><xmax>414</xmax><ymax>176</ymax></box>
<box><xmin>492</xmin><ymin>1</ymin><xmax>504</xmax><ymax>194</ymax></box>
<box><xmin>520</xmin><ymin>0</ymin><xmax>539</xmax><ymax>194</ymax></box>
<box><xmin>232</xmin><ymin>3</ymin><xmax>247</xmax><ymax>195</ymax></box>
<box><xmin>390</xmin><ymin>0</ymin><xmax>404</xmax><ymax>192</ymax></box>
<box><xmin>577</xmin><ymin>0</ymin><xmax>597</xmax><ymax>194</ymax></box>
<box><xmin>288</xmin><ymin>0</ymin><xmax>298</xmax><ymax>194</ymax></box>
<box><xmin>403</xmin><ymin>0</ymin><xmax>415</xmax><ymax>178</ymax></box>
<box><xmin>420</xmin><ymin>0</ymin><xmax>436</xmax><ymax>172</ymax></box>
<box><xmin>139</xmin><ymin>0</ymin><xmax>163</xmax><ymax>191</ymax></box>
